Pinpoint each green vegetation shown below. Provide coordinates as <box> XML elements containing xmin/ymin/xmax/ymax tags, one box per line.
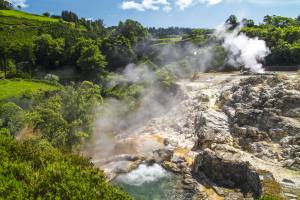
<box><xmin>241</xmin><ymin>15</ymin><xmax>300</xmax><ymax>67</ymax></box>
<box><xmin>0</xmin><ymin>79</ymin><xmax>59</xmax><ymax>101</ymax></box>
<box><xmin>0</xmin><ymin>133</ymin><xmax>132</xmax><ymax>200</ymax></box>
<box><xmin>0</xmin><ymin>10</ymin><xmax>59</xmax><ymax>22</ymax></box>
<box><xmin>1</xmin><ymin>1</ymin><xmax>294</xmax><ymax>199</ymax></box>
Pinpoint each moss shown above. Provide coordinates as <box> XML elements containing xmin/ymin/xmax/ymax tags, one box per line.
<box><xmin>259</xmin><ymin>195</ymin><xmax>281</xmax><ymax>200</ymax></box>
<box><xmin>261</xmin><ymin>179</ymin><xmax>284</xmax><ymax>200</ymax></box>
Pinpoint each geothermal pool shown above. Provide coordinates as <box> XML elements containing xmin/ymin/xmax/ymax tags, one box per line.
<box><xmin>113</xmin><ymin>164</ymin><xmax>196</xmax><ymax>200</ymax></box>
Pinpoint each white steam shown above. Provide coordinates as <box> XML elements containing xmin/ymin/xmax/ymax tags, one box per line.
<box><xmin>116</xmin><ymin>164</ymin><xmax>170</xmax><ymax>186</ymax></box>
<box><xmin>84</xmin><ymin>23</ymin><xmax>271</xmax><ymax>168</ymax></box>
<box><xmin>215</xmin><ymin>25</ymin><xmax>270</xmax><ymax>73</ymax></box>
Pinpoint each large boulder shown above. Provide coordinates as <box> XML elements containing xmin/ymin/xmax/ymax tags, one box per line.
<box><xmin>192</xmin><ymin>148</ymin><xmax>284</xmax><ymax>199</ymax></box>
<box><xmin>192</xmin><ymin>149</ymin><xmax>262</xmax><ymax>198</ymax></box>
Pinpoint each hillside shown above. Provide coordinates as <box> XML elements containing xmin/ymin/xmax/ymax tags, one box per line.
<box><xmin>0</xmin><ymin>79</ymin><xmax>59</xmax><ymax>101</ymax></box>
<box><xmin>0</xmin><ymin>10</ymin><xmax>59</xmax><ymax>22</ymax></box>
<box><xmin>0</xmin><ymin>9</ymin><xmax>81</xmax><ymax>45</ymax></box>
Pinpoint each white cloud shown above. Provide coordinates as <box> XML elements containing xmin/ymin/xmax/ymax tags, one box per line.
<box><xmin>176</xmin><ymin>0</ymin><xmax>222</xmax><ymax>10</ymax></box>
<box><xmin>121</xmin><ymin>0</ymin><xmax>300</xmax><ymax>12</ymax></box>
<box><xmin>7</xmin><ymin>0</ymin><xmax>28</xmax><ymax>8</ymax></box>
<box><xmin>121</xmin><ymin>0</ymin><xmax>171</xmax><ymax>11</ymax></box>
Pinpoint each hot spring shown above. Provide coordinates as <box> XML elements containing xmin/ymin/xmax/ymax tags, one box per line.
<box><xmin>113</xmin><ymin>164</ymin><xmax>196</xmax><ymax>200</ymax></box>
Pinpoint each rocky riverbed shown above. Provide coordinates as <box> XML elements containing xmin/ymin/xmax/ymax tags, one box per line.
<box><xmin>84</xmin><ymin>72</ymin><xmax>300</xmax><ymax>200</ymax></box>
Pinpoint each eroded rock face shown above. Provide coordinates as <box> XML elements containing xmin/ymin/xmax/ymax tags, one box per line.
<box><xmin>219</xmin><ymin>74</ymin><xmax>300</xmax><ymax>170</ymax></box>
<box><xmin>192</xmin><ymin>148</ymin><xmax>287</xmax><ymax>199</ymax></box>
<box><xmin>193</xmin><ymin>149</ymin><xmax>262</xmax><ymax>198</ymax></box>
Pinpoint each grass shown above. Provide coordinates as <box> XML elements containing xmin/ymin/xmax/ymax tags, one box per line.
<box><xmin>0</xmin><ymin>79</ymin><xmax>59</xmax><ymax>101</ymax></box>
<box><xmin>152</xmin><ymin>36</ymin><xmax>182</xmax><ymax>46</ymax></box>
<box><xmin>0</xmin><ymin>10</ymin><xmax>59</xmax><ymax>22</ymax></box>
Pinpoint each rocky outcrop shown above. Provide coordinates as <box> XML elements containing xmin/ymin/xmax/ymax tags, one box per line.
<box><xmin>192</xmin><ymin>149</ymin><xmax>262</xmax><ymax>198</ymax></box>
<box><xmin>192</xmin><ymin>148</ymin><xmax>285</xmax><ymax>199</ymax></box>
<box><xmin>219</xmin><ymin>74</ymin><xmax>300</xmax><ymax>170</ymax></box>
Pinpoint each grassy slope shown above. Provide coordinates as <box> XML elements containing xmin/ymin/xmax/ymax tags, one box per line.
<box><xmin>0</xmin><ymin>10</ymin><xmax>80</xmax><ymax>45</ymax></box>
<box><xmin>0</xmin><ymin>80</ymin><xmax>59</xmax><ymax>101</ymax></box>
<box><xmin>0</xmin><ymin>10</ymin><xmax>59</xmax><ymax>22</ymax></box>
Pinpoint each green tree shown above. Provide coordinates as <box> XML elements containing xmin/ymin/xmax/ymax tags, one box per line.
<box><xmin>226</xmin><ymin>15</ymin><xmax>239</xmax><ymax>30</ymax></box>
<box><xmin>29</xmin><ymin>96</ymin><xmax>69</xmax><ymax>147</ymax></box>
<box><xmin>71</xmin><ymin>38</ymin><xmax>107</xmax><ymax>80</ymax></box>
<box><xmin>0</xmin><ymin>102</ymin><xmax>26</xmax><ymax>136</ymax></box>
<box><xmin>117</xmin><ymin>19</ymin><xmax>148</xmax><ymax>44</ymax></box>
<box><xmin>0</xmin><ymin>45</ymin><xmax>9</xmax><ymax>78</ymax></box>
<box><xmin>43</xmin><ymin>12</ymin><xmax>51</xmax><ymax>17</ymax></box>
<box><xmin>0</xmin><ymin>134</ymin><xmax>132</xmax><ymax>199</ymax></box>
<box><xmin>8</xmin><ymin>43</ymin><xmax>36</xmax><ymax>78</ymax></box>
<box><xmin>297</xmin><ymin>15</ymin><xmax>300</xmax><ymax>25</ymax></box>
<box><xmin>0</xmin><ymin>0</ymin><xmax>13</xmax><ymax>9</ymax></box>
<box><xmin>34</xmin><ymin>34</ymin><xmax>65</xmax><ymax>69</ymax></box>
<box><xmin>242</xmin><ymin>18</ymin><xmax>255</xmax><ymax>27</ymax></box>
<box><xmin>101</xmin><ymin>34</ymin><xmax>136</xmax><ymax>70</ymax></box>
<box><xmin>61</xmin><ymin>10</ymin><xmax>79</xmax><ymax>23</ymax></box>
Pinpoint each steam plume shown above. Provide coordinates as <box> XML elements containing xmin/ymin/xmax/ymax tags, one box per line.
<box><xmin>215</xmin><ymin>25</ymin><xmax>270</xmax><ymax>73</ymax></box>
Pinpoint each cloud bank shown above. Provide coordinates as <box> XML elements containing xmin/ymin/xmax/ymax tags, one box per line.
<box><xmin>121</xmin><ymin>0</ymin><xmax>172</xmax><ymax>12</ymax></box>
<box><xmin>121</xmin><ymin>0</ymin><xmax>300</xmax><ymax>11</ymax></box>
<box><xmin>121</xmin><ymin>0</ymin><xmax>222</xmax><ymax>11</ymax></box>
<box><xmin>7</xmin><ymin>0</ymin><xmax>28</xmax><ymax>8</ymax></box>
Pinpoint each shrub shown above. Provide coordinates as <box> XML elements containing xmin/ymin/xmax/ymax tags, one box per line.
<box><xmin>0</xmin><ymin>102</ymin><xmax>25</xmax><ymax>135</ymax></box>
<box><xmin>0</xmin><ymin>134</ymin><xmax>132</xmax><ymax>199</ymax></box>
<box><xmin>44</xmin><ymin>73</ymin><xmax>60</xmax><ymax>85</ymax></box>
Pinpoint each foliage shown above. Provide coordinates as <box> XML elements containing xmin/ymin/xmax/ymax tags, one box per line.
<box><xmin>0</xmin><ymin>79</ymin><xmax>59</xmax><ymax>101</ymax></box>
<box><xmin>0</xmin><ymin>0</ymin><xmax>13</xmax><ymax>10</ymax></box>
<box><xmin>0</xmin><ymin>102</ymin><xmax>25</xmax><ymax>135</ymax></box>
<box><xmin>148</xmin><ymin>27</ymin><xmax>193</xmax><ymax>37</ymax></box>
<box><xmin>155</xmin><ymin>68</ymin><xmax>177</xmax><ymax>90</ymax></box>
<box><xmin>28</xmin><ymin>81</ymin><xmax>102</xmax><ymax>149</ymax></box>
<box><xmin>241</xmin><ymin>14</ymin><xmax>300</xmax><ymax>67</ymax></box>
<box><xmin>0</xmin><ymin>10</ymin><xmax>150</xmax><ymax>81</ymax></box>
<box><xmin>0</xmin><ymin>10</ymin><xmax>59</xmax><ymax>22</ymax></box>
<box><xmin>44</xmin><ymin>74</ymin><xmax>60</xmax><ymax>85</ymax></box>
<box><xmin>101</xmin><ymin>33</ymin><xmax>136</xmax><ymax>70</ymax></box>
<box><xmin>226</xmin><ymin>14</ymin><xmax>239</xmax><ymax>30</ymax></box>
<box><xmin>0</xmin><ymin>134</ymin><xmax>132</xmax><ymax>200</ymax></box>
<box><xmin>61</xmin><ymin>10</ymin><xmax>78</xmax><ymax>23</ymax></box>
<box><xmin>117</xmin><ymin>19</ymin><xmax>148</xmax><ymax>44</ymax></box>
<box><xmin>34</xmin><ymin>34</ymin><xmax>65</xmax><ymax>68</ymax></box>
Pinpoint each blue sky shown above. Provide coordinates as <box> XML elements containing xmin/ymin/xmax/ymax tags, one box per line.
<box><xmin>10</xmin><ymin>0</ymin><xmax>300</xmax><ymax>28</ymax></box>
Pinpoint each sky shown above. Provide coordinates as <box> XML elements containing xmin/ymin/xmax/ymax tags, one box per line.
<box><xmin>9</xmin><ymin>0</ymin><xmax>300</xmax><ymax>28</ymax></box>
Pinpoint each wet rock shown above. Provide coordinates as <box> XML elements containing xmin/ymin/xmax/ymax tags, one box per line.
<box><xmin>162</xmin><ymin>161</ymin><xmax>181</xmax><ymax>173</ymax></box>
<box><xmin>153</xmin><ymin>148</ymin><xmax>174</xmax><ymax>163</ymax></box>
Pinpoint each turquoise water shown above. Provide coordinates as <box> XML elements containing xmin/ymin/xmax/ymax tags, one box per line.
<box><xmin>113</xmin><ymin>164</ymin><xmax>195</xmax><ymax>200</ymax></box>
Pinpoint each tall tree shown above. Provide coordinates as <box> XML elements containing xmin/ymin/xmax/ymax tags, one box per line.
<box><xmin>34</xmin><ymin>34</ymin><xmax>65</xmax><ymax>69</ymax></box>
<box><xmin>61</xmin><ymin>10</ymin><xmax>79</xmax><ymax>23</ymax></box>
<box><xmin>226</xmin><ymin>15</ymin><xmax>239</xmax><ymax>30</ymax></box>
<box><xmin>117</xmin><ymin>19</ymin><xmax>148</xmax><ymax>44</ymax></box>
<box><xmin>0</xmin><ymin>0</ymin><xmax>13</xmax><ymax>9</ymax></box>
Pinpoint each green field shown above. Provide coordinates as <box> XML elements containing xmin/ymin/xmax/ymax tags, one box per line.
<box><xmin>0</xmin><ymin>10</ymin><xmax>59</xmax><ymax>22</ymax></box>
<box><xmin>152</xmin><ymin>36</ymin><xmax>182</xmax><ymax>45</ymax></box>
<box><xmin>0</xmin><ymin>79</ymin><xmax>59</xmax><ymax>101</ymax></box>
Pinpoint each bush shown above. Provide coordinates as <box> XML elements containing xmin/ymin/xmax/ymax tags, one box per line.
<box><xmin>44</xmin><ymin>74</ymin><xmax>60</xmax><ymax>85</ymax></box>
<box><xmin>0</xmin><ymin>102</ymin><xmax>25</xmax><ymax>136</ymax></box>
<box><xmin>0</xmin><ymin>134</ymin><xmax>132</xmax><ymax>199</ymax></box>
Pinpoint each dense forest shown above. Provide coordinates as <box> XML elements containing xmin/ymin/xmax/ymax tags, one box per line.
<box><xmin>1</xmin><ymin>0</ymin><xmax>300</xmax><ymax>198</ymax></box>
